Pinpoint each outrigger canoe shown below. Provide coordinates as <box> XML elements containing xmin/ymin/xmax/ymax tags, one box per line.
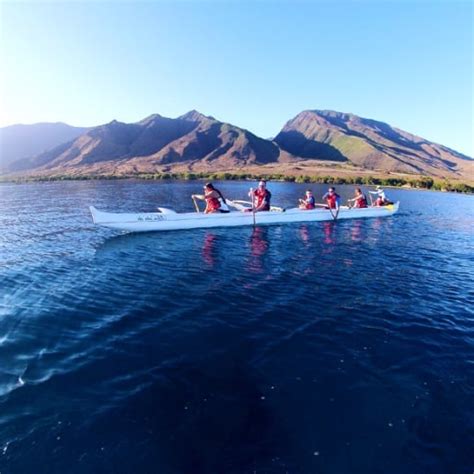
<box><xmin>90</xmin><ymin>201</ymin><xmax>399</xmax><ymax>233</ymax></box>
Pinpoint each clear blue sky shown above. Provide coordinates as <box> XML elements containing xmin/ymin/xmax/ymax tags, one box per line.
<box><xmin>1</xmin><ymin>0</ymin><xmax>472</xmax><ymax>156</ymax></box>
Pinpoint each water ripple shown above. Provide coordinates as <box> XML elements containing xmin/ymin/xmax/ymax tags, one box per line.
<box><xmin>1</xmin><ymin>181</ymin><xmax>473</xmax><ymax>473</ymax></box>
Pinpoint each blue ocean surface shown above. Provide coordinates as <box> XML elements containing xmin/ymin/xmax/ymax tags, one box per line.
<box><xmin>0</xmin><ymin>180</ymin><xmax>473</xmax><ymax>474</ymax></box>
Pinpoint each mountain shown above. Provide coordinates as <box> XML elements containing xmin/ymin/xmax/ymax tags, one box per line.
<box><xmin>7</xmin><ymin>111</ymin><xmax>280</xmax><ymax>175</ymax></box>
<box><xmin>0</xmin><ymin>123</ymin><xmax>89</xmax><ymax>169</ymax></box>
<box><xmin>274</xmin><ymin>110</ymin><xmax>472</xmax><ymax>178</ymax></box>
<box><xmin>3</xmin><ymin>109</ymin><xmax>472</xmax><ymax>181</ymax></box>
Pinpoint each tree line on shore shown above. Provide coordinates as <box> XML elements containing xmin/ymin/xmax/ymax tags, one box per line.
<box><xmin>2</xmin><ymin>172</ymin><xmax>473</xmax><ymax>194</ymax></box>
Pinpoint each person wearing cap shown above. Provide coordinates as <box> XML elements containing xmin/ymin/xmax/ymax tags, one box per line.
<box><xmin>322</xmin><ymin>187</ymin><xmax>341</xmax><ymax>210</ymax></box>
<box><xmin>369</xmin><ymin>185</ymin><xmax>389</xmax><ymax>205</ymax></box>
<box><xmin>299</xmin><ymin>190</ymin><xmax>316</xmax><ymax>210</ymax></box>
<box><xmin>248</xmin><ymin>180</ymin><xmax>272</xmax><ymax>212</ymax></box>
<box><xmin>192</xmin><ymin>182</ymin><xmax>230</xmax><ymax>214</ymax></box>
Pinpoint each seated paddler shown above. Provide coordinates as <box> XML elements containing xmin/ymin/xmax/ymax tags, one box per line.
<box><xmin>192</xmin><ymin>182</ymin><xmax>230</xmax><ymax>214</ymax></box>
<box><xmin>299</xmin><ymin>190</ymin><xmax>316</xmax><ymax>210</ymax></box>
<box><xmin>246</xmin><ymin>180</ymin><xmax>272</xmax><ymax>212</ymax></box>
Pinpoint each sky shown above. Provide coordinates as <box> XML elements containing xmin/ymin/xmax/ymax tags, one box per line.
<box><xmin>0</xmin><ymin>0</ymin><xmax>472</xmax><ymax>156</ymax></box>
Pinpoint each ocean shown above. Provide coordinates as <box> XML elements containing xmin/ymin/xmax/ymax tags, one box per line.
<box><xmin>1</xmin><ymin>180</ymin><xmax>473</xmax><ymax>473</ymax></box>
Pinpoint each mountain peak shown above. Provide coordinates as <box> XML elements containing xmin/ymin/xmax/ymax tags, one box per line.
<box><xmin>311</xmin><ymin>109</ymin><xmax>352</xmax><ymax>117</ymax></box>
<box><xmin>179</xmin><ymin>110</ymin><xmax>213</xmax><ymax>122</ymax></box>
<box><xmin>137</xmin><ymin>114</ymin><xmax>164</xmax><ymax>126</ymax></box>
<box><xmin>103</xmin><ymin>119</ymin><xmax>122</xmax><ymax>127</ymax></box>
<box><xmin>297</xmin><ymin>110</ymin><xmax>358</xmax><ymax>122</ymax></box>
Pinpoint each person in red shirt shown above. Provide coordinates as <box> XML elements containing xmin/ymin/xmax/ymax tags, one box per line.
<box><xmin>322</xmin><ymin>187</ymin><xmax>341</xmax><ymax>210</ymax></box>
<box><xmin>299</xmin><ymin>190</ymin><xmax>316</xmax><ymax>209</ymax></box>
<box><xmin>348</xmin><ymin>188</ymin><xmax>368</xmax><ymax>208</ymax></box>
<box><xmin>192</xmin><ymin>183</ymin><xmax>230</xmax><ymax>214</ymax></box>
<box><xmin>248</xmin><ymin>180</ymin><xmax>272</xmax><ymax>212</ymax></box>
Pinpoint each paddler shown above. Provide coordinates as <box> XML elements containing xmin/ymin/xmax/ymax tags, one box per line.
<box><xmin>374</xmin><ymin>195</ymin><xmax>388</xmax><ymax>207</ymax></box>
<box><xmin>369</xmin><ymin>185</ymin><xmax>392</xmax><ymax>206</ymax></box>
<box><xmin>299</xmin><ymin>190</ymin><xmax>316</xmax><ymax>210</ymax></box>
<box><xmin>192</xmin><ymin>182</ymin><xmax>230</xmax><ymax>214</ymax></box>
<box><xmin>247</xmin><ymin>180</ymin><xmax>272</xmax><ymax>212</ymax></box>
<box><xmin>322</xmin><ymin>187</ymin><xmax>341</xmax><ymax>210</ymax></box>
<box><xmin>347</xmin><ymin>187</ymin><xmax>368</xmax><ymax>208</ymax></box>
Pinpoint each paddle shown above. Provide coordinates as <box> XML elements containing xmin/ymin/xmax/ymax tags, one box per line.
<box><xmin>326</xmin><ymin>195</ymin><xmax>340</xmax><ymax>220</ymax></box>
<box><xmin>328</xmin><ymin>205</ymin><xmax>339</xmax><ymax>221</ymax></box>
<box><xmin>250</xmin><ymin>187</ymin><xmax>256</xmax><ymax>226</ymax></box>
<box><xmin>313</xmin><ymin>201</ymin><xmax>337</xmax><ymax>219</ymax></box>
<box><xmin>191</xmin><ymin>195</ymin><xmax>200</xmax><ymax>213</ymax></box>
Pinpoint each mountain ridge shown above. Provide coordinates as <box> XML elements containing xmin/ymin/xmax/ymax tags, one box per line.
<box><xmin>2</xmin><ymin>109</ymin><xmax>472</xmax><ymax>180</ymax></box>
<box><xmin>0</xmin><ymin>122</ymin><xmax>90</xmax><ymax>169</ymax></box>
<box><xmin>275</xmin><ymin>110</ymin><xmax>472</xmax><ymax>177</ymax></box>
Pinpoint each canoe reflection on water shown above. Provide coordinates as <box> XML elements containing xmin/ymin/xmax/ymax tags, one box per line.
<box><xmin>250</xmin><ymin>227</ymin><xmax>269</xmax><ymax>258</ymax></box>
<box><xmin>247</xmin><ymin>227</ymin><xmax>270</xmax><ymax>274</ymax></box>
<box><xmin>299</xmin><ymin>224</ymin><xmax>311</xmax><ymax>245</ymax></box>
<box><xmin>323</xmin><ymin>221</ymin><xmax>336</xmax><ymax>246</ymax></box>
<box><xmin>202</xmin><ymin>233</ymin><xmax>219</xmax><ymax>267</ymax></box>
<box><xmin>93</xmin><ymin>220</ymin><xmax>381</xmax><ymax>284</ymax></box>
<box><xmin>200</xmin><ymin>227</ymin><xmax>270</xmax><ymax>273</ymax></box>
<box><xmin>350</xmin><ymin>219</ymin><xmax>363</xmax><ymax>242</ymax></box>
<box><xmin>94</xmin><ymin>227</ymin><xmax>271</xmax><ymax>274</ymax></box>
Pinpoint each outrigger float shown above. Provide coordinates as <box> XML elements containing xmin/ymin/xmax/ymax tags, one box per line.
<box><xmin>89</xmin><ymin>200</ymin><xmax>399</xmax><ymax>233</ymax></box>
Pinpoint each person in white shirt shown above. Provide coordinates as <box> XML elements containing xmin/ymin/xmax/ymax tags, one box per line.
<box><xmin>369</xmin><ymin>186</ymin><xmax>388</xmax><ymax>205</ymax></box>
<box><xmin>369</xmin><ymin>185</ymin><xmax>385</xmax><ymax>199</ymax></box>
<box><xmin>369</xmin><ymin>186</ymin><xmax>393</xmax><ymax>206</ymax></box>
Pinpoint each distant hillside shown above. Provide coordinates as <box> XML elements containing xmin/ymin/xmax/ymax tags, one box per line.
<box><xmin>0</xmin><ymin>123</ymin><xmax>89</xmax><ymax>169</ymax></box>
<box><xmin>2</xmin><ymin>110</ymin><xmax>472</xmax><ymax>181</ymax></box>
<box><xmin>7</xmin><ymin>111</ymin><xmax>281</xmax><ymax>175</ymax></box>
<box><xmin>275</xmin><ymin>110</ymin><xmax>472</xmax><ymax>178</ymax></box>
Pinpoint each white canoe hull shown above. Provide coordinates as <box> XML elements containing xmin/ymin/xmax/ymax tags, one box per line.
<box><xmin>90</xmin><ymin>202</ymin><xmax>399</xmax><ymax>232</ymax></box>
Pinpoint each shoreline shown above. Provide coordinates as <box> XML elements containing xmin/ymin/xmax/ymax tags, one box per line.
<box><xmin>0</xmin><ymin>171</ymin><xmax>472</xmax><ymax>194</ymax></box>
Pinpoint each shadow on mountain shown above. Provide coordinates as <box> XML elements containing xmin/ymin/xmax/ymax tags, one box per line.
<box><xmin>130</xmin><ymin>117</ymin><xmax>199</xmax><ymax>157</ymax></box>
<box><xmin>160</xmin><ymin>123</ymin><xmax>223</xmax><ymax>164</ymax></box>
<box><xmin>80</xmin><ymin>121</ymin><xmax>143</xmax><ymax>163</ymax></box>
<box><xmin>275</xmin><ymin>131</ymin><xmax>347</xmax><ymax>161</ymax></box>
<box><xmin>312</xmin><ymin>112</ymin><xmax>426</xmax><ymax>152</ymax></box>
<box><xmin>246</xmin><ymin>132</ymin><xmax>280</xmax><ymax>163</ymax></box>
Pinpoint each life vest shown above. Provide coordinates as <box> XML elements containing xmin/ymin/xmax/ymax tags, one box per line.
<box><xmin>375</xmin><ymin>196</ymin><xmax>385</xmax><ymax>207</ymax></box>
<box><xmin>205</xmin><ymin>192</ymin><xmax>221</xmax><ymax>212</ymax></box>
<box><xmin>354</xmin><ymin>194</ymin><xmax>368</xmax><ymax>208</ymax></box>
<box><xmin>254</xmin><ymin>188</ymin><xmax>271</xmax><ymax>211</ymax></box>
<box><xmin>326</xmin><ymin>193</ymin><xmax>340</xmax><ymax>209</ymax></box>
<box><xmin>304</xmin><ymin>196</ymin><xmax>315</xmax><ymax>209</ymax></box>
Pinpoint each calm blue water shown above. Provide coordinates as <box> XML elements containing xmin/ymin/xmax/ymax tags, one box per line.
<box><xmin>0</xmin><ymin>180</ymin><xmax>473</xmax><ymax>474</ymax></box>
